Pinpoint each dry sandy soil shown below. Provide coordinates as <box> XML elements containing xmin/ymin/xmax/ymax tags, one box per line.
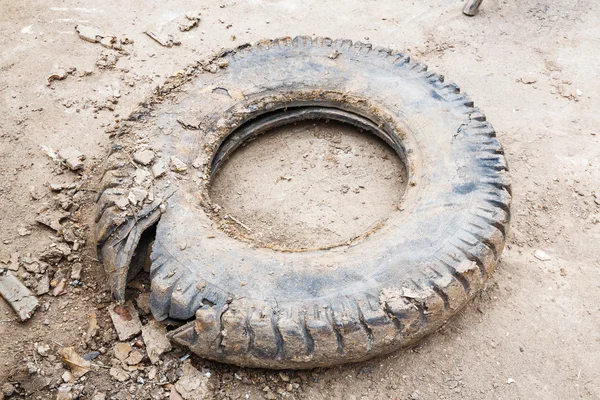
<box><xmin>1</xmin><ymin>0</ymin><xmax>599</xmax><ymax>399</ymax></box>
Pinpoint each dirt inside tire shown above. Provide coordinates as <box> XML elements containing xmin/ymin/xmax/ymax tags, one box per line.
<box><xmin>209</xmin><ymin>120</ymin><xmax>408</xmax><ymax>250</ymax></box>
<box><xmin>95</xmin><ymin>37</ymin><xmax>511</xmax><ymax>369</ymax></box>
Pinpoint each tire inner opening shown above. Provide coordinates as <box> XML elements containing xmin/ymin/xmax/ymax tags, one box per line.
<box><xmin>208</xmin><ymin>108</ymin><xmax>409</xmax><ymax>251</ymax></box>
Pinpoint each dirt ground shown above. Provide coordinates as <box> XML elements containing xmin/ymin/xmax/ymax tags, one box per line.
<box><xmin>1</xmin><ymin>0</ymin><xmax>599</xmax><ymax>399</ymax></box>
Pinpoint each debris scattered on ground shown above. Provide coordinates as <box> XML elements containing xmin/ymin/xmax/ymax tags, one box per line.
<box><xmin>109</xmin><ymin>367</ymin><xmax>130</xmax><ymax>382</ymax></box>
<box><xmin>47</xmin><ymin>68</ymin><xmax>68</xmax><ymax>85</ymax></box>
<box><xmin>59</xmin><ymin>346</ymin><xmax>91</xmax><ymax>378</ymax></box>
<box><xmin>0</xmin><ymin>272</ymin><xmax>39</xmax><ymax>321</ymax></box>
<box><xmin>328</xmin><ymin>50</ymin><xmax>342</xmax><ymax>59</ymax></box>
<box><xmin>57</xmin><ymin>147</ymin><xmax>85</xmax><ymax>171</ymax></box>
<box><xmin>152</xmin><ymin>163</ymin><xmax>166</xmax><ymax>178</ymax></box>
<box><xmin>179</xmin><ymin>12</ymin><xmax>201</xmax><ymax>31</ymax></box>
<box><xmin>133</xmin><ymin>149</ymin><xmax>155</xmax><ymax>166</ymax></box>
<box><xmin>75</xmin><ymin>25</ymin><xmax>132</xmax><ymax>51</ymax></box>
<box><xmin>114</xmin><ymin>342</ymin><xmax>132</xmax><ymax>361</ymax></box>
<box><xmin>86</xmin><ymin>312</ymin><xmax>99</xmax><ymax>341</ymax></box>
<box><xmin>169</xmin><ymin>156</ymin><xmax>188</xmax><ymax>172</ymax></box>
<box><xmin>109</xmin><ymin>302</ymin><xmax>142</xmax><ymax>341</ymax></box>
<box><xmin>142</xmin><ymin>319</ymin><xmax>172</xmax><ymax>364</ymax></box>
<box><xmin>534</xmin><ymin>249</ymin><xmax>551</xmax><ymax>261</ymax></box>
<box><xmin>144</xmin><ymin>31</ymin><xmax>181</xmax><ymax>48</ymax></box>
<box><xmin>35</xmin><ymin>208</ymin><xmax>68</xmax><ymax>232</ymax></box>
<box><xmin>174</xmin><ymin>360</ymin><xmax>211</xmax><ymax>399</ymax></box>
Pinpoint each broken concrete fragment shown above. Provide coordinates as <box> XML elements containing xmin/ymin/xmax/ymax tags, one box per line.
<box><xmin>152</xmin><ymin>163</ymin><xmax>166</xmax><ymax>178</ymax></box>
<box><xmin>125</xmin><ymin>350</ymin><xmax>144</xmax><ymax>365</ymax></box>
<box><xmin>109</xmin><ymin>302</ymin><xmax>142</xmax><ymax>341</ymax></box>
<box><xmin>7</xmin><ymin>252</ymin><xmax>19</xmax><ymax>271</ymax></box>
<box><xmin>174</xmin><ymin>360</ymin><xmax>211</xmax><ymax>399</ymax></box>
<box><xmin>109</xmin><ymin>367</ymin><xmax>129</xmax><ymax>382</ymax></box>
<box><xmin>52</xmin><ymin>278</ymin><xmax>67</xmax><ymax>296</ymax></box>
<box><xmin>57</xmin><ymin>147</ymin><xmax>85</xmax><ymax>170</ymax></box>
<box><xmin>144</xmin><ymin>31</ymin><xmax>181</xmax><ymax>47</ymax></box>
<box><xmin>128</xmin><ymin>188</ymin><xmax>148</xmax><ymax>206</ymax></box>
<box><xmin>136</xmin><ymin>292</ymin><xmax>151</xmax><ymax>315</ymax></box>
<box><xmin>59</xmin><ymin>347</ymin><xmax>91</xmax><ymax>378</ymax></box>
<box><xmin>35</xmin><ymin>209</ymin><xmax>68</xmax><ymax>232</ymax></box>
<box><xmin>133</xmin><ymin>149</ymin><xmax>155</xmax><ymax>166</ymax></box>
<box><xmin>169</xmin><ymin>156</ymin><xmax>188</xmax><ymax>172</ymax></box>
<box><xmin>70</xmin><ymin>263</ymin><xmax>82</xmax><ymax>280</ymax></box>
<box><xmin>141</xmin><ymin>319</ymin><xmax>172</xmax><ymax>364</ymax></box>
<box><xmin>134</xmin><ymin>169</ymin><xmax>150</xmax><ymax>185</ymax></box>
<box><xmin>534</xmin><ymin>250</ymin><xmax>551</xmax><ymax>261</ymax></box>
<box><xmin>36</xmin><ymin>273</ymin><xmax>50</xmax><ymax>295</ymax></box>
<box><xmin>115</xmin><ymin>197</ymin><xmax>129</xmax><ymax>210</ymax></box>
<box><xmin>47</xmin><ymin>68</ymin><xmax>68</xmax><ymax>85</ymax></box>
<box><xmin>114</xmin><ymin>342</ymin><xmax>132</xmax><ymax>361</ymax></box>
<box><xmin>179</xmin><ymin>12</ymin><xmax>201</xmax><ymax>32</ymax></box>
<box><xmin>75</xmin><ymin>25</ymin><xmax>104</xmax><ymax>43</ymax></box>
<box><xmin>86</xmin><ymin>312</ymin><xmax>99</xmax><ymax>342</ymax></box>
<box><xmin>0</xmin><ymin>272</ymin><xmax>39</xmax><ymax>321</ymax></box>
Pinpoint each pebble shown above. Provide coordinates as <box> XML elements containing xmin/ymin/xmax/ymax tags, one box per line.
<box><xmin>57</xmin><ymin>147</ymin><xmax>85</xmax><ymax>170</ymax></box>
<box><xmin>152</xmin><ymin>163</ymin><xmax>166</xmax><ymax>178</ymax></box>
<box><xmin>109</xmin><ymin>302</ymin><xmax>142</xmax><ymax>341</ymax></box>
<box><xmin>70</xmin><ymin>263</ymin><xmax>83</xmax><ymax>280</ymax></box>
<box><xmin>82</xmin><ymin>351</ymin><xmax>101</xmax><ymax>361</ymax></box>
<box><xmin>174</xmin><ymin>360</ymin><xmax>211</xmax><ymax>399</ymax></box>
<box><xmin>169</xmin><ymin>156</ymin><xmax>188</xmax><ymax>173</ymax></box>
<box><xmin>534</xmin><ymin>250</ymin><xmax>551</xmax><ymax>261</ymax></box>
<box><xmin>133</xmin><ymin>149</ymin><xmax>155</xmax><ymax>166</ymax></box>
<box><xmin>125</xmin><ymin>350</ymin><xmax>144</xmax><ymax>365</ymax></box>
<box><xmin>37</xmin><ymin>344</ymin><xmax>50</xmax><ymax>357</ymax></box>
<box><xmin>110</xmin><ymin>367</ymin><xmax>130</xmax><ymax>382</ymax></box>
<box><xmin>114</xmin><ymin>342</ymin><xmax>133</xmax><ymax>361</ymax></box>
<box><xmin>142</xmin><ymin>319</ymin><xmax>172</xmax><ymax>364</ymax></box>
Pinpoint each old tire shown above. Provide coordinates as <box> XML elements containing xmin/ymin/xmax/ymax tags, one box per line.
<box><xmin>95</xmin><ymin>37</ymin><xmax>511</xmax><ymax>369</ymax></box>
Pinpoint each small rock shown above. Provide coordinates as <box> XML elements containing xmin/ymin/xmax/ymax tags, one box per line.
<box><xmin>128</xmin><ymin>188</ymin><xmax>148</xmax><ymax>206</ymax></box>
<box><xmin>70</xmin><ymin>263</ymin><xmax>83</xmax><ymax>280</ymax></box>
<box><xmin>507</xmin><ymin>378</ymin><xmax>515</xmax><ymax>384</ymax></box>
<box><xmin>110</xmin><ymin>367</ymin><xmax>130</xmax><ymax>382</ymax></box>
<box><xmin>576</xmin><ymin>89</ymin><xmax>583</xmax><ymax>96</ymax></box>
<box><xmin>52</xmin><ymin>278</ymin><xmax>67</xmax><ymax>296</ymax></box>
<box><xmin>75</xmin><ymin>25</ymin><xmax>104</xmax><ymax>43</ymax></box>
<box><xmin>47</xmin><ymin>68</ymin><xmax>68</xmax><ymax>85</ymax></box>
<box><xmin>8</xmin><ymin>252</ymin><xmax>20</xmax><ymax>271</ymax></box>
<box><xmin>125</xmin><ymin>350</ymin><xmax>144</xmax><ymax>365</ymax></box>
<box><xmin>0</xmin><ymin>272</ymin><xmax>39</xmax><ymax>321</ymax></box>
<box><xmin>174</xmin><ymin>360</ymin><xmax>211</xmax><ymax>399</ymax></box>
<box><xmin>134</xmin><ymin>169</ymin><xmax>150</xmax><ymax>185</ymax></box>
<box><xmin>534</xmin><ymin>250</ymin><xmax>551</xmax><ymax>261</ymax></box>
<box><xmin>56</xmin><ymin>384</ymin><xmax>73</xmax><ymax>400</ymax></box>
<box><xmin>133</xmin><ymin>149</ymin><xmax>155</xmax><ymax>166</ymax></box>
<box><xmin>109</xmin><ymin>302</ymin><xmax>142</xmax><ymax>341</ymax></box>
<box><xmin>86</xmin><ymin>312</ymin><xmax>99</xmax><ymax>341</ymax></box>
<box><xmin>114</xmin><ymin>342</ymin><xmax>132</xmax><ymax>361</ymax></box>
<box><xmin>2</xmin><ymin>383</ymin><xmax>15</xmax><ymax>396</ymax></box>
<box><xmin>57</xmin><ymin>147</ymin><xmax>85</xmax><ymax>171</ymax></box>
<box><xmin>136</xmin><ymin>292</ymin><xmax>151</xmax><ymax>315</ymax></box>
<box><xmin>36</xmin><ymin>273</ymin><xmax>50</xmax><ymax>295</ymax></box>
<box><xmin>91</xmin><ymin>392</ymin><xmax>106</xmax><ymax>400</ymax></box>
<box><xmin>152</xmin><ymin>163</ymin><xmax>166</xmax><ymax>178</ymax></box>
<box><xmin>142</xmin><ymin>319</ymin><xmax>172</xmax><ymax>364</ymax></box>
<box><xmin>169</xmin><ymin>156</ymin><xmax>188</xmax><ymax>173</ymax></box>
<box><xmin>82</xmin><ymin>351</ymin><xmax>101</xmax><ymax>361</ymax></box>
<box><xmin>519</xmin><ymin>75</ymin><xmax>537</xmax><ymax>84</ymax></box>
<box><xmin>62</xmin><ymin>370</ymin><xmax>75</xmax><ymax>383</ymax></box>
<box><xmin>37</xmin><ymin>344</ymin><xmax>51</xmax><ymax>357</ymax></box>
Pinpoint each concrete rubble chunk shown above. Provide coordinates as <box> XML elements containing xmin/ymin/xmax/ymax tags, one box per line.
<box><xmin>0</xmin><ymin>272</ymin><xmax>39</xmax><ymax>321</ymax></box>
<box><xmin>152</xmin><ymin>163</ymin><xmax>166</xmax><ymax>178</ymax></box>
<box><xmin>114</xmin><ymin>342</ymin><xmax>132</xmax><ymax>361</ymax></box>
<box><xmin>169</xmin><ymin>156</ymin><xmax>188</xmax><ymax>172</ymax></box>
<box><xmin>142</xmin><ymin>319</ymin><xmax>172</xmax><ymax>364</ymax></box>
<box><xmin>57</xmin><ymin>147</ymin><xmax>85</xmax><ymax>170</ymax></box>
<box><xmin>109</xmin><ymin>302</ymin><xmax>142</xmax><ymax>341</ymax></box>
<box><xmin>75</xmin><ymin>25</ymin><xmax>104</xmax><ymax>43</ymax></box>
<box><xmin>174</xmin><ymin>360</ymin><xmax>211</xmax><ymax>399</ymax></box>
<box><xmin>133</xmin><ymin>149</ymin><xmax>155</xmax><ymax>166</ymax></box>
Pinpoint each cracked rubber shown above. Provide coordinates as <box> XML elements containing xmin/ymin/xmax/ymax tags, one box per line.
<box><xmin>95</xmin><ymin>37</ymin><xmax>511</xmax><ymax>369</ymax></box>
